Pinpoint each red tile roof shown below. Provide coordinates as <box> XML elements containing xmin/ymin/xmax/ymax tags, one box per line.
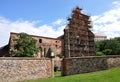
<box><xmin>94</xmin><ymin>33</ymin><xmax>106</xmax><ymax>37</ymax></box>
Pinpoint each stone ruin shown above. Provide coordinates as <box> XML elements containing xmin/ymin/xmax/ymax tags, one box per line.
<box><xmin>62</xmin><ymin>6</ymin><xmax>96</xmax><ymax>58</ymax></box>
<box><xmin>0</xmin><ymin>6</ymin><xmax>95</xmax><ymax>58</ymax></box>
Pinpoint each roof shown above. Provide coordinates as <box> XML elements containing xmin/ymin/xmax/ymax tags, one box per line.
<box><xmin>57</xmin><ymin>35</ymin><xmax>64</xmax><ymax>39</ymax></box>
<box><xmin>10</xmin><ymin>32</ymin><xmax>61</xmax><ymax>40</ymax></box>
<box><xmin>94</xmin><ymin>33</ymin><xmax>107</xmax><ymax>37</ymax></box>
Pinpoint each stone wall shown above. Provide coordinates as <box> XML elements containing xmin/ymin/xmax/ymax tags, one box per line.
<box><xmin>0</xmin><ymin>57</ymin><xmax>53</xmax><ymax>82</ymax></box>
<box><xmin>62</xmin><ymin>55</ymin><xmax>120</xmax><ymax>76</ymax></box>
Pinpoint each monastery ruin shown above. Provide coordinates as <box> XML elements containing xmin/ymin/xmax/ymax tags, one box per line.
<box><xmin>0</xmin><ymin>6</ymin><xmax>95</xmax><ymax>58</ymax></box>
<box><xmin>0</xmin><ymin>7</ymin><xmax>120</xmax><ymax>82</ymax></box>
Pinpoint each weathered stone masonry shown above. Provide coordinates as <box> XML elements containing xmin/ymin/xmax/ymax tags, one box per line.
<box><xmin>62</xmin><ymin>55</ymin><xmax>120</xmax><ymax>76</ymax></box>
<box><xmin>62</xmin><ymin>7</ymin><xmax>95</xmax><ymax>58</ymax></box>
<box><xmin>0</xmin><ymin>57</ymin><xmax>53</xmax><ymax>82</ymax></box>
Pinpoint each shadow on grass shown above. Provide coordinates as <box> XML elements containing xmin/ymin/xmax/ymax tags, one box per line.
<box><xmin>54</xmin><ymin>71</ymin><xmax>62</xmax><ymax>77</ymax></box>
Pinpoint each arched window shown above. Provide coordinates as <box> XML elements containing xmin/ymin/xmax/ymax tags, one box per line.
<box><xmin>38</xmin><ymin>47</ymin><xmax>42</xmax><ymax>58</ymax></box>
<box><xmin>44</xmin><ymin>48</ymin><xmax>46</xmax><ymax>57</ymax></box>
<box><xmin>76</xmin><ymin>35</ymin><xmax>80</xmax><ymax>44</ymax></box>
<box><xmin>55</xmin><ymin>45</ymin><xmax>58</xmax><ymax>48</ymax></box>
<box><xmin>39</xmin><ymin>39</ymin><xmax>42</xmax><ymax>43</ymax></box>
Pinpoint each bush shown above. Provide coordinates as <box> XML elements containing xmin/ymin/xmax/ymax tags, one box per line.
<box><xmin>102</xmin><ymin>49</ymin><xmax>112</xmax><ymax>55</ymax></box>
<box><xmin>96</xmin><ymin>52</ymin><xmax>105</xmax><ymax>56</ymax></box>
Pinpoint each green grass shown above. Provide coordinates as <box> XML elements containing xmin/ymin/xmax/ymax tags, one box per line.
<box><xmin>54</xmin><ymin>71</ymin><xmax>61</xmax><ymax>77</ymax></box>
<box><xmin>20</xmin><ymin>68</ymin><xmax>120</xmax><ymax>82</ymax></box>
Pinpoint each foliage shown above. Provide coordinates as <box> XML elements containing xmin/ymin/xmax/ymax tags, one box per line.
<box><xmin>10</xmin><ymin>33</ymin><xmax>39</xmax><ymax>57</ymax></box>
<box><xmin>102</xmin><ymin>49</ymin><xmax>112</xmax><ymax>55</ymax></box>
<box><xmin>96</xmin><ymin>52</ymin><xmax>105</xmax><ymax>56</ymax></box>
<box><xmin>95</xmin><ymin>37</ymin><xmax>120</xmax><ymax>55</ymax></box>
<box><xmin>20</xmin><ymin>68</ymin><xmax>120</xmax><ymax>82</ymax></box>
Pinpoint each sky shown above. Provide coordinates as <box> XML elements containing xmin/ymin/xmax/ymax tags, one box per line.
<box><xmin>0</xmin><ymin>0</ymin><xmax>120</xmax><ymax>47</ymax></box>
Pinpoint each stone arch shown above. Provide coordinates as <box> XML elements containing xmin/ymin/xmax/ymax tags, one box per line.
<box><xmin>44</xmin><ymin>48</ymin><xmax>47</xmax><ymax>57</ymax></box>
<box><xmin>46</xmin><ymin>47</ymin><xmax>52</xmax><ymax>57</ymax></box>
<box><xmin>38</xmin><ymin>46</ymin><xmax>43</xmax><ymax>58</ymax></box>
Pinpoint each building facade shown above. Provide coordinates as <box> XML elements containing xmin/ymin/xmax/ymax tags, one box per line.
<box><xmin>9</xmin><ymin>32</ymin><xmax>62</xmax><ymax>58</ymax></box>
<box><xmin>94</xmin><ymin>33</ymin><xmax>107</xmax><ymax>42</ymax></box>
<box><xmin>62</xmin><ymin>7</ymin><xmax>95</xmax><ymax>57</ymax></box>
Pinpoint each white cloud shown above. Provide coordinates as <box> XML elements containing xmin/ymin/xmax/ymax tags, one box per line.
<box><xmin>52</xmin><ymin>19</ymin><xmax>65</xmax><ymax>26</ymax></box>
<box><xmin>91</xmin><ymin>1</ymin><xmax>120</xmax><ymax>39</ymax></box>
<box><xmin>0</xmin><ymin>17</ymin><xmax>65</xmax><ymax>47</ymax></box>
<box><xmin>112</xmin><ymin>1</ymin><xmax>120</xmax><ymax>7</ymax></box>
<box><xmin>1</xmin><ymin>1</ymin><xmax>120</xmax><ymax>47</ymax></box>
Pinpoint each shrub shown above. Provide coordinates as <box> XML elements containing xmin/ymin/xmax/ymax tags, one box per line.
<box><xmin>96</xmin><ymin>52</ymin><xmax>105</xmax><ymax>56</ymax></box>
<box><xmin>102</xmin><ymin>49</ymin><xmax>112</xmax><ymax>55</ymax></box>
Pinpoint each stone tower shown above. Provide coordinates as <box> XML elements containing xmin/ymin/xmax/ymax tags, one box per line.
<box><xmin>63</xmin><ymin>7</ymin><xmax>95</xmax><ymax>58</ymax></box>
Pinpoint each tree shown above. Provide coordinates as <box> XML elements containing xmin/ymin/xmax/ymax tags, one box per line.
<box><xmin>95</xmin><ymin>37</ymin><xmax>120</xmax><ymax>55</ymax></box>
<box><xmin>10</xmin><ymin>33</ymin><xmax>39</xmax><ymax>57</ymax></box>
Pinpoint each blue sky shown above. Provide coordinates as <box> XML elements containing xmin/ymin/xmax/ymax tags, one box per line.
<box><xmin>0</xmin><ymin>0</ymin><xmax>120</xmax><ymax>47</ymax></box>
<box><xmin>0</xmin><ymin>0</ymin><xmax>115</xmax><ymax>21</ymax></box>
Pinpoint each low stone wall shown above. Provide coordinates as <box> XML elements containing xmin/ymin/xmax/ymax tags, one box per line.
<box><xmin>0</xmin><ymin>57</ymin><xmax>53</xmax><ymax>82</ymax></box>
<box><xmin>62</xmin><ymin>55</ymin><xmax>120</xmax><ymax>76</ymax></box>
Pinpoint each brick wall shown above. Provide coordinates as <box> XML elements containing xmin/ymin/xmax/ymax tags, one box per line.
<box><xmin>0</xmin><ymin>57</ymin><xmax>53</xmax><ymax>82</ymax></box>
<box><xmin>62</xmin><ymin>55</ymin><xmax>120</xmax><ymax>76</ymax></box>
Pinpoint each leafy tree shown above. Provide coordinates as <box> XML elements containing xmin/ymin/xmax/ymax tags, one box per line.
<box><xmin>102</xmin><ymin>49</ymin><xmax>112</xmax><ymax>55</ymax></box>
<box><xmin>95</xmin><ymin>42</ymin><xmax>100</xmax><ymax>52</ymax></box>
<box><xmin>95</xmin><ymin>37</ymin><xmax>120</xmax><ymax>55</ymax></box>
<box><xmin>10</xmin><ymin>33</ymin><xmax>39</xmax><ymax>57</ymax></box>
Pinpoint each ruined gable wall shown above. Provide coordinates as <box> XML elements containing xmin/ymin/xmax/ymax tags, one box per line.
<box><xmin>63</xmin><ymin>7</ymin><xmax>95</xmax><ymax>57</ymax></box>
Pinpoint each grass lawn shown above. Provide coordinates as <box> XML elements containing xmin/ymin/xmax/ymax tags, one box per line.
<box><xmin>20</xmin><ymin>68</ymin><xmax>120</xmax><ymax>82</ymax></box>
